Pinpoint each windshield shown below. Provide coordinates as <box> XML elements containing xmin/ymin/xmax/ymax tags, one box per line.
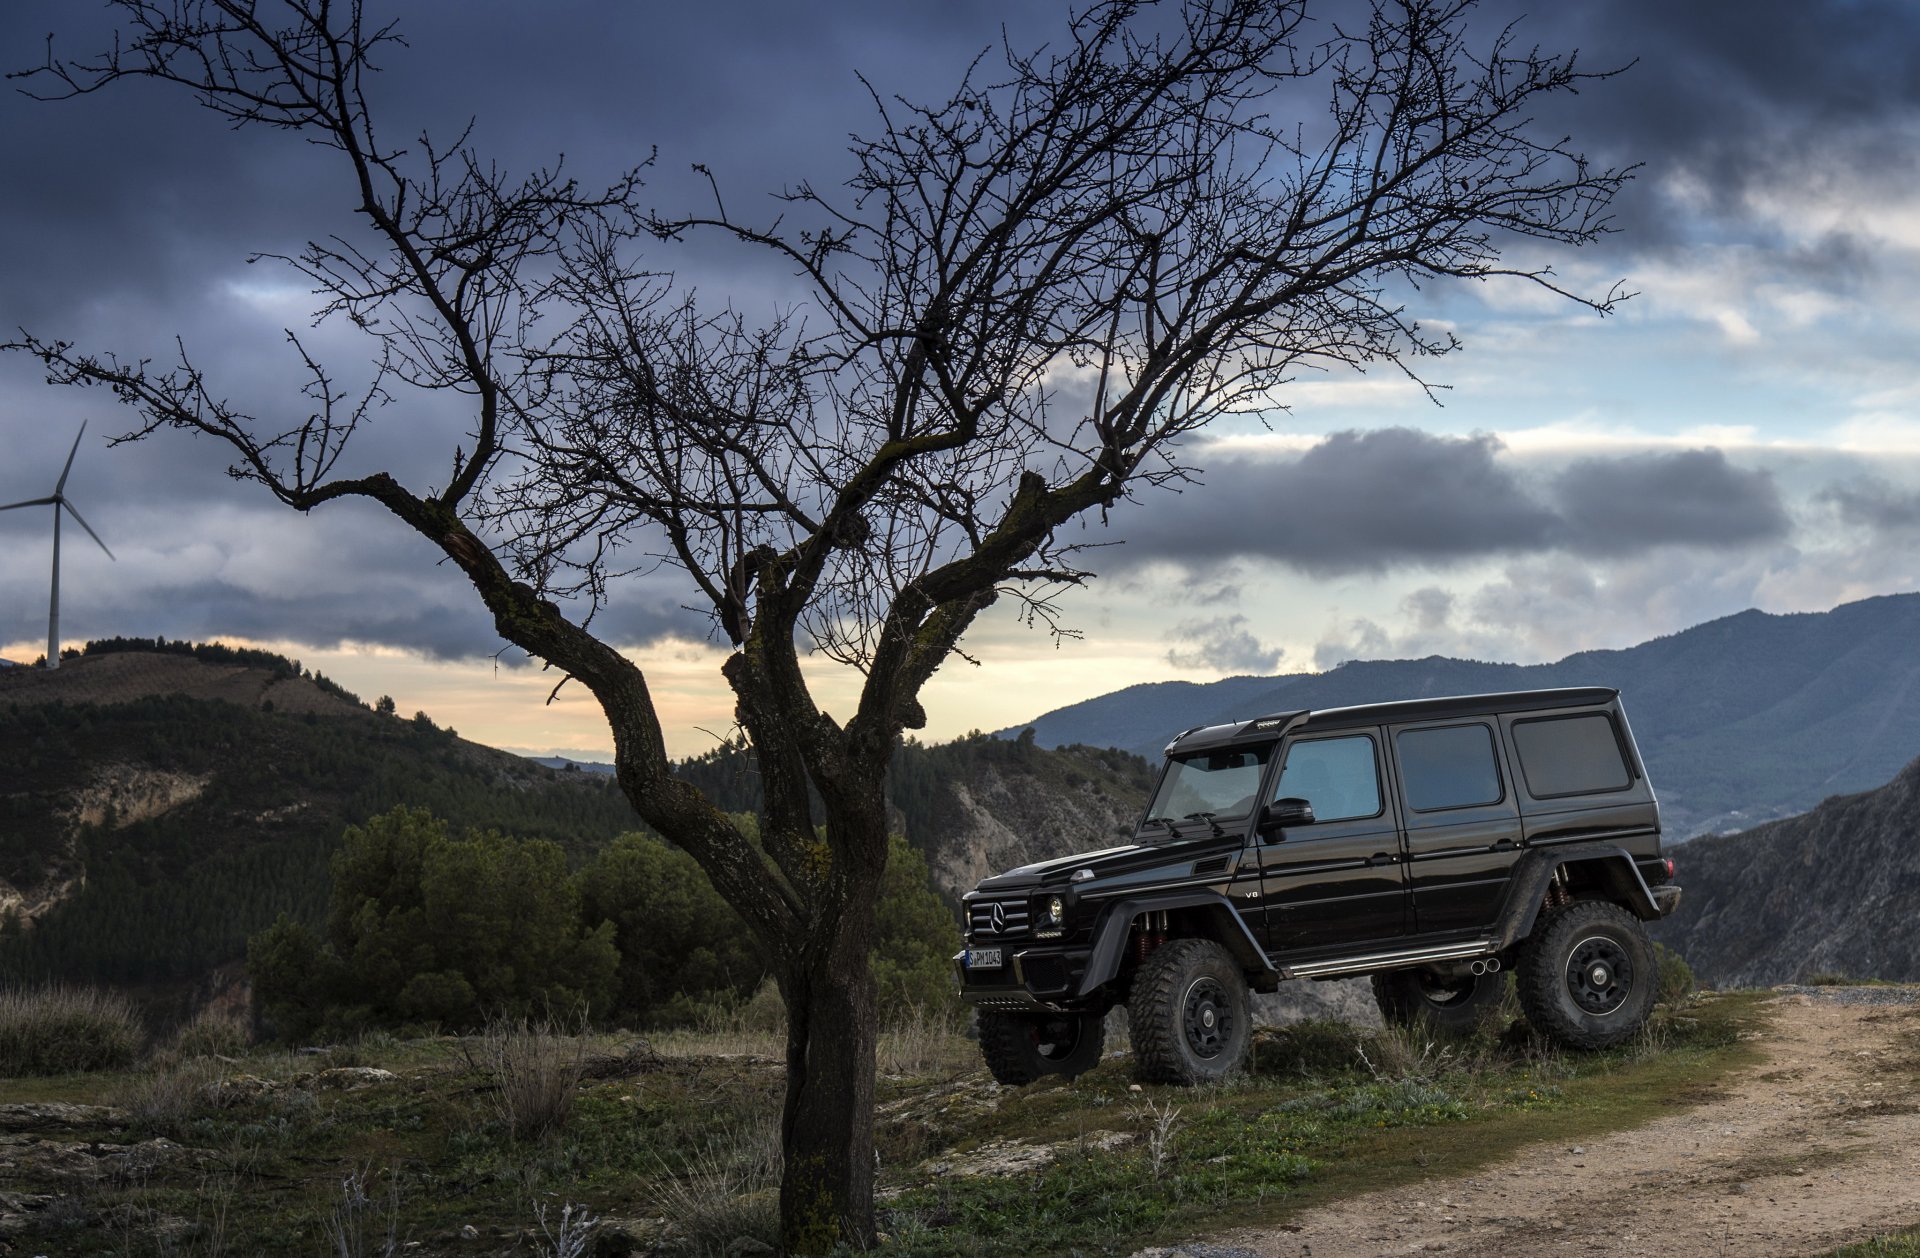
<box><xmin>1142</xmin><ymin>744</ymin><xmax>1273</xmax><ymax>834</ymax></box>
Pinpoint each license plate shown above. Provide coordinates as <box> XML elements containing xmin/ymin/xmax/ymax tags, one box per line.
<box><xmin>965</xmin><ymin>947</ymin><xmax>1003</xmax><ymax>970</ymax></box>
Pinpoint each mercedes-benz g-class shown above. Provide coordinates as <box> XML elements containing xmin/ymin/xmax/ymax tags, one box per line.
<box><xmin>956</xmin><ymin>687</ymin><xmax>1681</xmax><ymax>1084</ymax></box>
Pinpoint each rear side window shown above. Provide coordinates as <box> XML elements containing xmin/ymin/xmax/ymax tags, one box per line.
<box><xmin>1512</xmin><ymin>713</ymin><xmax>1632</xmax><ymax>798</ymax></box>
<box><xmin>1396</xmin><ymin>723</ymin><xmax>1502</xmax><ymax>811</ymax></box>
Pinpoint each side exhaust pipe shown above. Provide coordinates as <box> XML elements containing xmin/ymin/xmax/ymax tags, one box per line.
<box><xmin>1468</xmin><ymin>957</ymin><xmax>1504</xmax><ymax>976</ymax></box>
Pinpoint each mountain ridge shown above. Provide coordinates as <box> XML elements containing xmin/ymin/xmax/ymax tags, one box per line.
<box><xmin>1000</xmin><ymin>592</ymin><xmax>1920</xmax><ymax>836</ymax></box>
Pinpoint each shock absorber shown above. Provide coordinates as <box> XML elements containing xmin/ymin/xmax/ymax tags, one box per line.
<box><xmin>1546</xmin><ymin>866</ymin><xmax>1572</xmax><ymax>910</ymax></box>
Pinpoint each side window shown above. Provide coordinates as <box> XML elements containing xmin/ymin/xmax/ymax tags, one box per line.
<box><xmin>1512</xmin><ymin>713</ymin><xmax>1632</xmax><ymax>798</ymax></box>
<box><xmin>1273</xmin><ymin>735</ymin><xmax>1382</xmax><ymax>823</ymax></box>
<box><xmin>1396</xmin><ymin>723</ymin><xmax>1502</xmax><ymax>812</ymax></box>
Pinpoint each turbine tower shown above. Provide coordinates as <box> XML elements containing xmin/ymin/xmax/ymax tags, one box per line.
<box><xmin>1</xmin><ymin>422</ymin><xmax>116</xmax><ymax>670</ymax></box>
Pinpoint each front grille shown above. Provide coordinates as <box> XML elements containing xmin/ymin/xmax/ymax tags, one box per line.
<box><xmin>967</xmin><ymin>899</ymin><xmax>1031</xmax><ymax>939</ymax></box>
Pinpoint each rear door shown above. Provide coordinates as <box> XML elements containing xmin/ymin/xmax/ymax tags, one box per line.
<box><xmin>1389</xmin><ymin>719</ymin><xmax>1521</xmax><ymax>935</ymax></box>
<box><xmin>1254</xmin><ymin>728</ymin><xmax>1409</xmax><ymax>953</ymax></box>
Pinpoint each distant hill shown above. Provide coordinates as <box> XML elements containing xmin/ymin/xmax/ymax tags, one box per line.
<box><xmin>527</xmin><ymin>756</ymin><xmax>617</xmax><ymax>775</ymax></box>
<box><xmin>1001</xmin><ymin>593</ymin><xmax>1920</xmax><ymax>837</ymax></box>
<box><xmin>0</xmin><ymin>639</ymin><xmax>1160</xmax><ymax>1017</ymax></box>
<box><xmin>0</xmin><ymin>642</ymin><xmax>642</xmax><ymax>1009</ymax></box>
<box><xmin>1653</xmin><ymin>755</ymin><xmax>1920</xmax><ymax>986</ymax></box>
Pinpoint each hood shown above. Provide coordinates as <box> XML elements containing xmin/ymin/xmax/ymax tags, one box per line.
<box><xmin>969</xmin><ymin>835</ymin><xmax>1236</xmax><ymax>897</ymax></box>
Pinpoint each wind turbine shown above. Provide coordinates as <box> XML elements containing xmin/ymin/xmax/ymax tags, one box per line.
<box><xmin>1</xmin><ymin>422</ymin><xmax>116</xmax><ymax>670</ymax></box>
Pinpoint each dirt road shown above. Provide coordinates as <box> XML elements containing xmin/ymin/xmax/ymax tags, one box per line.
<box><xmin>1223</xmin><ymin>988</ymin><xmax>1920</xmax><ymax>1257</ymax></box>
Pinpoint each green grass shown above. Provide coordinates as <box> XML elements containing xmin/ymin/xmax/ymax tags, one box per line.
<box><xmin>876</xmin><ymin>993</ymin><xmax>1770</xmax><ymax>1255</ymax></box>
<box><xmin>0</xmin><ymin>994</ymin><xmax>1771</xmax><ymax>1256</ymax></box>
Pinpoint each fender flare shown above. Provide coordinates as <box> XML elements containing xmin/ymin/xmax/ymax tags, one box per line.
<box><xmin>1076</xmin><ymin>891</ymin><xmax>1278</xmax><ymax>997</ymax></box>
<box><xmin>1493</xmin><ymin>843</ymin><xmax>1660</xmax><ymax>950</ymax></box>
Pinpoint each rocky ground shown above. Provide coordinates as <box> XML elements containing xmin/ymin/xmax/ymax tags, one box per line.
<box><xmin>1188</xmin><ymin>985</ymin><xmax>1920</xmax><ymax>1257</ymax></box>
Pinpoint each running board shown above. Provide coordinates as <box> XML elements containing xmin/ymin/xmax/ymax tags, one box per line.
<box><xmin>1283</xmin><ymin>939</ymin><xmax>1494</xmax><ymax>980</ymax></box>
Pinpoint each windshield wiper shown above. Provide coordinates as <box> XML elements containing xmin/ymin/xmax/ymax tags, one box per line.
<box><xmin>1184</xmin><ymin>811</ymin><xmax>1226</xmax><ymax>837</ymax></box>
<box><xmin>1141</xmin><ymin>816</ymin><xmax>1181</xmax><ymax>837</ymax></box>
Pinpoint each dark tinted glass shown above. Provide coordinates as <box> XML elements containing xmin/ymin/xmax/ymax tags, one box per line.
<box><xmin>1148</xmin><ymin>745</ymin><xmax>1272</xmax><ymax>822</ymax></box>
<box><xmin>1512</xmin><ymin>714</ymin><xmax>1631</xmax><ymax>797</ymax></box>
<box><xmin>1396</xmin><ymin>723</ymin><xmax>1502</xmax><ymax>811</ymax></box>
<box><xmin>1274</xmin><ymin>736</ymin><xmax>1382</xmax><ymax>822</ymax></box>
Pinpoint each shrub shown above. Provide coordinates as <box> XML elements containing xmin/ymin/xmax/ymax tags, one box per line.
<box><xmin>647</xmin><ymin>1113</ymin><xmax>781</xmax><ymax>1257</ymax></box>
<box><xmin>115</xmin><ymin>1057</ymin><xmax>226</xmax><ymax>1135</ymax></box>
<box><xmin>476</xmin><ymin>1016</ymin><xmax>588</xmax><ymax>1142</ymax></box>
<box><xmin>0</xmin><ymin>984</ymin><xmax>143</xmax><ymax>1076</ymax></box>
<box><xmin>169</xmin><ymin>1003</ymin><xmax>252</xmax><ymax>1059</ymax></box>
<box><xmin>1653</xmin><ymin>942</ymin><xmax>1696</xmax><ymax>1004</ymax></box>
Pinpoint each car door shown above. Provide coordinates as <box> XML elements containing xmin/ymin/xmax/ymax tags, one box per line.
<box><xmin>1389</xmin><ymin>718</ymin><xmax>1521</xmax><ymax>935</ymax></box>
<box><xmin>1252</xmin><ymin>728</ymin><xmax>1409</xmax><ymax>954</ymax></box>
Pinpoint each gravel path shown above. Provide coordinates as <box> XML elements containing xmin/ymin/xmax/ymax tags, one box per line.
<box><xmin>1205</xmin><ymin>988</ymin><xmax>1920</xmax><ymax>1257</ymax></box>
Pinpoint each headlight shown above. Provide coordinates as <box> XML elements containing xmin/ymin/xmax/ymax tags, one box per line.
<box><xmin>1035</xmin><ymin>895</ymin><xmax>1067</xmax><ymax>938</ymax></box>
<box><xmin>1047</xmin><ymin>896</ymin><xmax>1065</xmax><ymax>923</ymax></box>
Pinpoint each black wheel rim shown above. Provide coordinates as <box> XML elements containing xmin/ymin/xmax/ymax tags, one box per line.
<box><xmin>1566</xmin><ymin>934</ymin><xmax>1633</xmax><ymax>1015</ymax></box>
<box><xmin>1413</xmin><ymin>971</ymin><xmax>1476</xmax><ymax>1007</ymax></box>
<box><xmin>1181</xmin><ymin>977</ymin><xmax>1233</xmax><ymax>1059</ymax></box>
<box><xmin>1031</xmin><ymin>1017</ymin><xmax>1083</xmax><ymax>1062</ymax></box>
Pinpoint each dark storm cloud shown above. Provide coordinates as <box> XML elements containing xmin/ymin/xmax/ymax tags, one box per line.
<box><xmin>1818</xmin><ymin>477</ymin><xmax>1920</xmax><ymax>536</ymax></box>
<box><xmin>1116</xmin><ymin>429</ymin><xmax>1557</xmax><ymax>576</ymax></box>
<box><xmin>1549</xmin><ymin>450</ymin><xmax>1790</xmax><ymax>555</ymax></box>
<box><xmin>0</xmin><ymin>0</ymin><xmax>1053</xmax><ymax>658</ymax></box>
<box><xmin>1110</xmin><ymin>430</ymin><xmax>1790</xmax><ymax>576</ymax></box>
<box><xmin>1529</xmin><ymin>0</ymin><xmax>1920</xmax><ymax>254</ymax></box>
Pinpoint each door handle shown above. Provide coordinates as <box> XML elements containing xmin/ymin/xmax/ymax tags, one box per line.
<box><xmin>1366</xmin><ymin>852</ymin><xmax>1395</xmax><ymax>867</ymax></box>
<box><xmin>1490</xmin><ymin>839</ymin><xmax>1518</xmax><ymax>852</ymax></box>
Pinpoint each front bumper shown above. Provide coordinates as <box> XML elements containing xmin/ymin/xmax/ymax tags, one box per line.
<box><xmin>953</xmin><ymin>944</ymin><xmax>1094</xmax><ymax>1012</ymax></box>
<box><xmin>1651</xmin><ymin>884</ymin><xmax>1682</xmax><ymax>917</ymax></box>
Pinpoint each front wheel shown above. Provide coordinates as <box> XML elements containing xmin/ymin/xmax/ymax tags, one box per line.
<box><xmin>1371</xmin><ymin>967</ymin><xmax>1507</xmax><ymax>1037</ymax></box>
<box><xmin>1517</xmin><ymin>900</ymin><xmax>1658</xmax><ymax>1050</ymax></box>
<box><xmin>1127</xmin><ymin>938</ymin><xmax>1252</xmax><ymax>1084</ymax></box>
<box><xmin>977</xmin><ymin>1011</ymin><xmax>1104</xmax><ymax>1085</ymax></box>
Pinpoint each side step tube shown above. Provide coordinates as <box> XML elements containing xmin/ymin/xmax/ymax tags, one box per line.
<box><xmin>1285</xmin><ymin>939</ymin><xmax>1496</xmax><ymax>981</ymax></box>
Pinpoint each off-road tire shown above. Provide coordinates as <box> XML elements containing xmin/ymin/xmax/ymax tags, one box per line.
<box><xmin>1517</xmin><ymin>899</ymin><xmax>1658</xmax><ymax>1050</ymax></box>
<box><xmin>1371</xmin><ymin>967</ymin><xmax>1507</xmax><ymax>1037</ymax></box>
<box><xmin>976</xmin><ymin>1011</ymin><xmax>1104</xmax><ymax>1086</ymax></box>
<box><xmin>1127</xmin><ymin>938</ymin><xmax>1252</xmax><ymax>1084</ymax></box>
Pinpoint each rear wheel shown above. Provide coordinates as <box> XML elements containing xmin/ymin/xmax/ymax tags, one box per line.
<box><xmin>1517</xmin><ymin>900</ymin><xmax>1657</xmax><ymax>1050</ymax></box>
<box><xmin>1371</xmin><ymin>967</ymin><xmax>1507</xmax><ymax>1037</ymax></box>
<box><xmin>976</xmin><ymin>1011</ymin><xmax>1104</xmax><ymax>1085</ymax></box>
<box><xmin>1128</xmin><ymin>938</ymin><xmax>1252</xmax><ymax>1084</ymax></box>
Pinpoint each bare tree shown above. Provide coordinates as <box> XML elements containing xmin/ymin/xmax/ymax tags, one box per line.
<box><xmin>7</xmin><ymin>0</ymin><xmax>1629</xmax><ymax>1248</ymax></box>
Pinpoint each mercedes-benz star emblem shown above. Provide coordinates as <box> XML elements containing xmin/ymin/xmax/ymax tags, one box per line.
<box><xmin>987</xmin><ymin>902</ymin><xmax>1007</xmax><ymax>934</ymax></box>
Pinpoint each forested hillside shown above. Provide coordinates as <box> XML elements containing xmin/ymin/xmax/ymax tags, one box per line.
<box><xmin>0</xmin><ymin>680</ymin><xmax>640</xmax><ymax>997</ymax></box>
<box><xmin>1652</xmin><ymin>754</ymin><xmax>1920</xmax><ymax>985</ymax></box>
<box><xmin>0</xmin><ymin>640</ymin><xmax>1156</xmax><ymax>1014</ymax></box>
<box><xmin>1004</xmin><ymin>593</ymin><xmax>1920</xmax><ymax>837</ymax></box>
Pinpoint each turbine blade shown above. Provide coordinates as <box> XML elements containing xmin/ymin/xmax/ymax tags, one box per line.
<box><xmin>0</xmin><ymin>497</ymin><xmax>58</xmax><ymax>512</ymax></box>
<box><xmin>54</xmin><ymin>421</ymin><xmax>87</xmax><ymax>495</ymax></box>
<box><xmin>61</xmin><ymin>499</ymin><xmax>115</xmax><ymax>561</ymax></box>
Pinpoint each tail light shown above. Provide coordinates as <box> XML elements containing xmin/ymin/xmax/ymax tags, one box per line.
<box><xmin>1663</xmin><ymin>858</ymin><xmax>1675</xmax><ymax>880</ymax></box>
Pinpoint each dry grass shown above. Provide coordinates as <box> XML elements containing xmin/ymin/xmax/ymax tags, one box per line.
<box><xmin>651</xmin><ymin>989</ymin><xmax>974</xmax><ymax>1078</ymax></box>
<box><xmin>473</xmin><ymin>1016</ymin><xmax>589</xmax><ymax>1142</ymax></box>
<box><xmin>168</xmin><ymin>1003</ymin><xmax>253</xmax><ymax>1060</ymax></box>
<box><xmin>114</xmin><ymin>1057</ymin><xmax>227</xmax><ymax>1134</ymax></box>
<box><xmin>0</xmin><ymin>983</ymin><xmax>144</xmax><ymax>1076</ymax></box>
<box><xmin>646</xmin><ymin>1111</ymin><xmax>782</xmax><ymax>1257</ymax></box>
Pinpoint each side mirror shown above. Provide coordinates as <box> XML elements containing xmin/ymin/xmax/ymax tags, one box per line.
<box><xmin>1259</xmin><ymin>797</ymin><xmax>1314</xmax><ymax>839</ymax></box>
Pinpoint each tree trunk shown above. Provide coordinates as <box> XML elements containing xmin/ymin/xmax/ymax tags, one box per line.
<box><xmin>775</xmin><ymin>815</ymin><xmax>885</xmax><ymax>1254</ymax></box>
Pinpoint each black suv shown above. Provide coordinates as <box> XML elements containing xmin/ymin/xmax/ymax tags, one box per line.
<box><xmin>957</xmin><ymin>688</ymin><xmax>1682</xmax><ymax>1085</ymax></box>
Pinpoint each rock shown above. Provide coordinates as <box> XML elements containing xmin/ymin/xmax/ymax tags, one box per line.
<box><xmin>0</xmin><ymin>1190</ymin><xmax>58</xmax><ymax>1237</ymax></box>
<box><xmin>0</xmin><ymin>1103</ymin><xmax>128</xmax><ymax>1133</ymax></box>
<box><xmin>723</xmin><ymin>1238</ymin><xmax>775</xmax><ymax>1256</ymax></box>
<box><xmin>312</xmin><ymin>1066</ymin><xmax>398</xmax><ymax>1090</ymax></box>
<box><xmin>460</xmin><ymin>1224</ymin><xmax>480</xmax><ymax>1239</ymax></box>
<box><xmin>922</xmin><ymin>1137</ymin><xmax>1058</xmax><ymax>1179</ymax></box>
<box><xmin>0</xmin><ymin>1135</ymin><xmax>201</xmax><ymax>1183</ymax></box>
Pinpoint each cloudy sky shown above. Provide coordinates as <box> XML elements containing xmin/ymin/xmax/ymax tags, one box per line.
<box><xmin>4</xmin><ymin>0</ymin><xmax>1919</xmax><ymax>759</ymax></box>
